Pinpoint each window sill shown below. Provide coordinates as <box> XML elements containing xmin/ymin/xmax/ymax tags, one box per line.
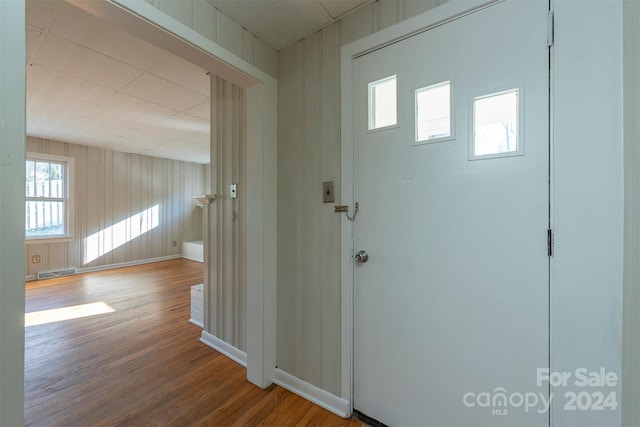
<box><xmin>26</xmin><ymin>235</ymin><xmax>74</xmax><ymax>245</ymax></box>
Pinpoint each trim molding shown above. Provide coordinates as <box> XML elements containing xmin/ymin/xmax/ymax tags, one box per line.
<box><xmin>623</xmin><ymin>1</ymin><xmax>640</xmax><ymax>424</ymax></box>
<box><xmin>200</xmin><ymin>330</ymin><xmax>247</xmax><ymax>367</ymax></box>
<box><xmin>273</xmin><ymin>368</ymin><xmax>350</xmax><ymax>418</ymax></box>
<box><xmin>25</xmin><ymin>255</ymin><xmax>183</xmax><ymax>281</ymax></box>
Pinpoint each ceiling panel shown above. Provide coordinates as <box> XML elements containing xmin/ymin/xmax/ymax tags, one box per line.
<box><xmin>26</xmin><ymin>0</ymin><xmax>57</xmax><ymax>30</ymax></box>
<box><xmin>34</xmin><ymin>34</ymin><xmax>144</xmax><ymax>90</ymax></box>
<box><xmin>26</xmin><ymin>26</ymin><xmax>42</xmax><ymax>60</ymax></box>
<box><xmin>123</xmin><ymin>74</ymin><xmax>208</xmax><ymax>112</ymax></box>
<box><xmin>27</xmin><ymin>65</ymin><xmax>117</xmax><ymax>103</ymax></box>
<box><xmin>318</xmin><ymin>0</ymin><xmax>371</xmax><ymax>19</ymax></box>
<box><xmin>162</xmin><ymin>113</ymin><xmax>210</xmax><ymax>134</ymax></box>
<box><xmin>210</xmin><ymin>0</ymin><xmax>330</xmax><ymax>50</ymax></box>
<box><xmin>184</xmin><ymin>100</ymin><xmax>211</xmax><ymax>121</ymax></box>
<box><xmin>95</xmin><ymin>93</ymin><xmax>179</xmax><ymax>121</ymax></box>
<box><xmin>151</xmin><ymin>56</ymin><xmax>210</xmax><ymax>96</ymax></box>
<box><xmin>27</xmin><ymin>86</ymin><xmax>101</xmax><ymax>118</ymax></box>
<box><xmin>26</xmin><ymin>0</ymin><xmax>212</xmax><ymax>164</ymax></box>
<box><xmin>26</xmin><ymin>0</ymin><xmax>372</xmax><ymax>164</ymax></box>
<box><xmin>50</xmin><ymin>2</ymin><xmax>170</xmax><ymax>72</ymax></box>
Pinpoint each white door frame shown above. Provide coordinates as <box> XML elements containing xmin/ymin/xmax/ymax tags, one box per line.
<box><xmin>339</xmin><ymin>0</ymin><xmax>508</xmax><ymax>409</ymax></box>
<box><xmin>48</xmin><ymin>0</ymin><xmax>279</xmax><ymax>389</ymax></box>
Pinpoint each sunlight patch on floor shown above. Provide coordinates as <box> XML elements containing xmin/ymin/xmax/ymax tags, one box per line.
<box><xmin>25</xmin><ymin>302</ymin><xmax>116</xmax><ymax>327</ymax></box>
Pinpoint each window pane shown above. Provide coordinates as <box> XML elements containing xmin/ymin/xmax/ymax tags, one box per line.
<box><xmin>416</xmin><ymin>81</ymin><xmax>451</xmax><ymax>142</ymax></box>
<box><xmin>26</xmin><ymin>200</ymin><xmax>64</xmax><ymax>237</ymax></box>
<box><xmin>473</xmin><ymin>89</ymin><xmax>519</xmax><ymax>156</ymax></box>
<box><xmin>26</xmin><ymin>160</ymin><xmax>35</xmax><ymax>197</ymax></box>
<box><xmin>50</xmin><ymin>163</ymin><xmax>64</xmax><ymax>197</ymax></box>
<box><xmin>35</xmin><ymin>161</ymin><xmax>51</xmax><ymax>197</ymax></box>
<box><xmin>368</xmin><ymin>75</ymin><xmax>397</xmax><ymax>130</ymax></box>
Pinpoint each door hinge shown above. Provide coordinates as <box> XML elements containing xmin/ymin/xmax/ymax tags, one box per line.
<box><xmin>547</xmin><ymin>11</ymin><xmax>554</xmax><ymax>47</ymax></box>
<box><xmin>547</xmin><ymin>228</ymin><xmax>554</xmax><ymax>257</ymax></box>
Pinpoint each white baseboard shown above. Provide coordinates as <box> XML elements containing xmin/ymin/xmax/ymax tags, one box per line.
<box><xmin>273</xmin><ymin>368</ymin><xmax>351</xmax><ymax>418</ymax></box>
<box><xmin>200</xmin><ymin>330</ymin><xmax>247</xmax><ymax>368</ymax></box>
<box><xmin>189</xmin><ymin>318</ymin><xmax>204</xmax><ymax>328</ymax></box>
<box><xmin>25</xmin><ymin>255</ymin><xmax>184</xmax><ymax>282</ymax></box>
<box><xmin>77</xmin><ymin>255</ymin><xmax>183</xmax><ymax>274</ymax></box>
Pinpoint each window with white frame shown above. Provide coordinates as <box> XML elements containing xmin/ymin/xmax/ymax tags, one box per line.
<box><xmin>25</xmin><ymin>153</ymin><xmax>73</xmax><ymax>241</ymax></box>
<box><xmin>368</xmin><ymin>75</ymin><xmax>398</xmax><ymax>130</ymax></box>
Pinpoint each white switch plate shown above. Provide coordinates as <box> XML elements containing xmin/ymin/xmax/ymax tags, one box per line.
<box><xmin>230</xmin><ymin>183</ymin><xmax>238</xmax><ymax>199</ymax></box>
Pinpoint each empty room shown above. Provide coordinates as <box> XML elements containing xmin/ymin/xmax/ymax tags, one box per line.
<box><xmin>1</xmin><ymin>0</ymin><xmax>640</xmax><ymax>426</ymax></box>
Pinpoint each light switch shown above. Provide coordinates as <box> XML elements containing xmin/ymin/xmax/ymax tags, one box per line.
<box><xmin>230</xmin><ymin>183</ymin><xmax>238</xmax><ymax>199</ymax></box>
<box><xmin>323</xmin><ymin>181</ymin><xmax>335</xmax><ymax>203</ymax></box>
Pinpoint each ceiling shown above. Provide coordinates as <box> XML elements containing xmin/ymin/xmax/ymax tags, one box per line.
<box><xmin>25</xmin><ymin>0</ymin><xmax>373</xmax><ymax>164</ymax></box>
<box><xmin>209</xmin><ymin>0</ymin><xmax>373</xmax><ymax>51</ymax></box>
<box><xmin>26</xmin><ymin>0</ymin><xmax>211</xmax><ymax>164</ymax></box>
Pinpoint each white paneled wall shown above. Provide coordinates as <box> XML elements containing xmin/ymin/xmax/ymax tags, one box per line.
<box><xmin>205</xmin><ymin>76</ymin><xmax>247</xmax><ymax>351</ymax></box>
<box><xmin>277</xmin><ymin>0</ymin><xmax>444</xmax><ymax>397</ymax></box>
<box><xmin>25</xmin><ymin>137</ymin><xmax>205</xmax><ymax>277</ymax></box>
<box><xmin>143</xmin><ymin>0</ymin><xmax>278</xmax><ymax>79</ymax></box>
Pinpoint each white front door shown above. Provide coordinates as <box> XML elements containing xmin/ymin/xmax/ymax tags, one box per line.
<box><xmin>352</xmin><ymin>2</ymin><xmax>550</xmax><ymax>425</ymax></box>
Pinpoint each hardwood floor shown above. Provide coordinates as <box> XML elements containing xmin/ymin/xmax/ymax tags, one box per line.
<box><xmin>24</xmin><ymin>259</ymin><xmax>365</xmax><ymax>427</ymax></box>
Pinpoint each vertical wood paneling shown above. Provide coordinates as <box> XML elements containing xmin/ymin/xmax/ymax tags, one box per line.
<box><xmin>194</xmin><ymin>0</ymin><xmax>217</xmax><ymax>43</ymax></box>
<box><xmin>151</xmin><ymin>157</ymin><xmax>165</xmax><ymax>259</ymax></box>
<box><xmin>102</xmin><ymin>150</ymin><xmax>113</xmax><ymax>266</ymax></box>
<box><xmin>320</xmin><ymin>23</ymin><xmax>342</xmax><ymax>395</ymax></box>
<box><xmin>207</xmin><ymin>77</ymin><xmax>219</xmax><ymax>336</ymax></box>
<box><xmin>277</xmin><ymin>0</ymin><xmax>444</xmax><ymax>396</ymax></box>
<box><xmin>205</xmin><ymin>76</ymin><xmax>247</xmax><ymax>351</ymax></box>
<box><xmin>404</xmin><ymin>0</ymin><xmax>439</xmax><ymax>21</ymax></box>
<box><xmin>223</xmin><ymin>79</ymin><xmax>234</xmax><ymax>342</ymax></box>
<box><xmin>300</xmin><ymin>31</ymin><xmax>322</xmax><ymax>386</ymax></box>
<box><xmin>67</xmin><ymin>142</ymin><xmax>83</xmax><ymax>266</ymax></box>
<box><xmin>340</xmin><ymin>6</ymin><xmax>375</xmax><ymax>46</ymax></box>
<box><xmin>129</xmin><ymin>154</ymin><xmax>142</xmax><ymax>261</ymax></box>
<box><xmin>85</xmin><ymin>146</ymin><xmax>100</xmax><ymax>267</ymax></box>
<box><xmin>111</xmin><ymin>151</ymin><xmax>127</xmax><ymax>264</ymax></box>
<box><xmin>25</xmin><ymin>137</ymin><xmax>205</xmax><ymax>276</ymax></box>
<box><xmin>234</xmin><ymin>79</ymin><xmax>245</xmax><ymax>350</ymax></box>
<box><xmin>145</xmin><ymin>0</ymin><xmax>278</xmax><ymax>79</ymax></box>
<box><xmin>277</xmin><ymin>41</ymin><xmax>303</xmax><ymax>376</ymax></box>
<box><xmin>155</xmin><ymin>0</ymin><xmax>194</xmax><ymax>28</ymax></box>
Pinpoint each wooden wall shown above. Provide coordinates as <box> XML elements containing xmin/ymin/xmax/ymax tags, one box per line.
<box><xmin>143</xmin><ymin>0</ymin><xmax>278</xmax><ymax>79</ymax></box>
<box><xmin>143</xmin><ymin>0</ymin><xmax>446</xmax><ymax>397</ymax></box>
<box><xmin>276</xmin><ymin>0</ymin><xmax>445</xmax><ymax>397</ymax></box>
<box><xmin>25</xmin><ymin>136</ymin><xmax>205</xmax><ymax>277</ymax></box>
<box><xmin>205</xmin><ymin>76</ymin><xmax>247</xmax><ymax>351</ymax></box>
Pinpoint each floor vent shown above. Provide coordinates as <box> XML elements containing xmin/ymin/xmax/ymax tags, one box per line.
<box><xmin>37</xmin><ymin>268</ymin><xmax>77</xmax><ymax>280</ymax></box>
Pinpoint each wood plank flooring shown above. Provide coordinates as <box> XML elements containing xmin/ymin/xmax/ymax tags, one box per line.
<box><xmin>24</xmin><ymin>259</ymin><xmax>365</xmax><ymax>427</ymax></box>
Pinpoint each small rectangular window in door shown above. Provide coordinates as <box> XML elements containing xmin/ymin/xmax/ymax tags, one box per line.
<box><xmin>415</xmin><ymin>80</ymin><xmax>452</xmax><ymax>144</ymax></box>
<box><xmin>472</xmin><ymin>88</ymin><xmax>522</xmax><ymax>159</ymax></box>
<box><xmin>368</xmin><ymin>75</ymin><xmax>397</xmax><ymax>130</ymax></box>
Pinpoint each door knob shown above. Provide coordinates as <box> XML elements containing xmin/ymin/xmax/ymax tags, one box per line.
<box><xmin>355</xmin><ymin>250</ymin><xmax>369</xmax><ymax>263</ymax></box>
